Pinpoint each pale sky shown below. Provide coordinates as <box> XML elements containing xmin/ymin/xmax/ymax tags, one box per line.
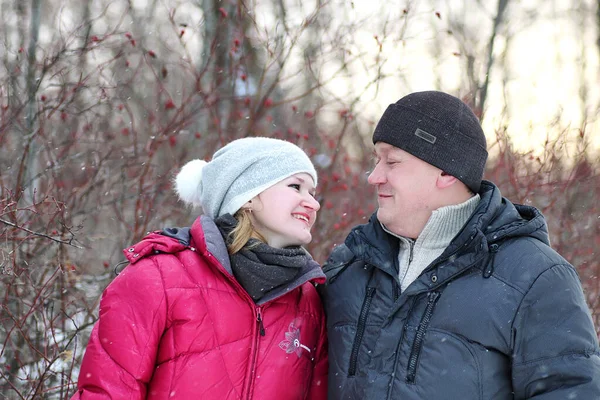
<box><xmin>35</xmin><ymin>0</ymin><xmax>599</xmax><ymax>156</ymax></box>
<box><xmin>263</xmin><ymin>0</ymin><xmax>600</xmax><ymax>156</ymax></box>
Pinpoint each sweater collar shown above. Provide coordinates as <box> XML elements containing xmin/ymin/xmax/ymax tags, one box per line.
<box><xmin>381</xmin><ymin>194</ymin><xmax>480</xmax><ymax>250</ymax></box>
<box><xmin>416</xmin><ymin>194</ymin><xmax>480</xmax><ymax>248</ymax></box>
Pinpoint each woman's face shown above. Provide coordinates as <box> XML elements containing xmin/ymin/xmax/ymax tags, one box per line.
<box><xmin>247</xmin><ymin>173</ymin><xmax>320</xmax><ymax>248</ymax></box>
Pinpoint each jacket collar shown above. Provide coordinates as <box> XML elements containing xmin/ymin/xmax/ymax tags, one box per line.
<box><xmin>345</xmin><ymin>180</ymin><xmax>550</xmax><ymax>292</ymax></box>
<box><xmin>191</xmin><ymin>215</ymin><xmax>233</xmax><ymax>274</ymax></box>
<box><xmin>345</xmin><ymin>213</ymin><xmax>400</xmax><ymax>280</ymax></box>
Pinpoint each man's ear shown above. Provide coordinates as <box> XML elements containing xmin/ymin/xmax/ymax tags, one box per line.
<box><xmin>436</xmin><ymin>171</ymin><xmax>459</xmax><ymax>189</ymax></box>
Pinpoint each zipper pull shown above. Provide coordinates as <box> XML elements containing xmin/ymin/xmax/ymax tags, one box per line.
<box><xmin>483</xmin><ymin>243</ymin><xmax>499</xmax><ymax>278</ymax></box>
<box><xmin>408</xmin><ymin>240</ymin><xmax>415</xmax><ymax>264</ymax></box>
<box><xmin>256</xmin><ymin>308</ymin><xmax>266</xmax><ymax>336</ymax></box>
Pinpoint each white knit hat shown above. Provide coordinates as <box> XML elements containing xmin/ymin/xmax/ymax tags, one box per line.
<box><xmin>175</xmin><ymin>137</ymin><xmax>318</xmax><ymax>218</ymax></box>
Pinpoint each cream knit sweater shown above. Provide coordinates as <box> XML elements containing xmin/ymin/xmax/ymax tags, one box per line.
<box><xmin>382</xmin><ymin>195</ymin><xmax>480</xmax><ymax>291</ymax></box>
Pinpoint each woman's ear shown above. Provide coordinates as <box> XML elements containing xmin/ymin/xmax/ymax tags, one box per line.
<box><xmin>244</xmin><ymin>195</ymin><xmax>265</xmax><ymax>212</ymax></box>
<box><xmin>436</xmin><ymin>171</ymin><xmax>459</xmax><ymax>189</ymax></box>
<box><xmin>241</xmin><ymin>197</ymin><xmax>257</xmax><ymax>212</ymax></box>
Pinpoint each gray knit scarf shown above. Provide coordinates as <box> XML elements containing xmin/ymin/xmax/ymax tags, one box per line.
<box><xmin>215</xmin><ymin>214</ymin><xmax>309</xmax><ymax>302</ymax></box>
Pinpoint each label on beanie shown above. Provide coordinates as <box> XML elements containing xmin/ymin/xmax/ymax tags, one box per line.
<box><xmin>414</xmin><ymin>128</ymin><xmax>437</xmax><ymax>144</ymax></box>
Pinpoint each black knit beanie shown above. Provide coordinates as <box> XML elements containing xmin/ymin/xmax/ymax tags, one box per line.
<box><xmin>372</xmin><ymin>91</ymin><xmax>488</xmax><ymax>193</ymax></box>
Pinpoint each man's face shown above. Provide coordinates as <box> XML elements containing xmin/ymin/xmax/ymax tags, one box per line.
<box><xmin>368</xmin><ymin>142</ymin><xmax>442</xmax><ymax>239</ymax></box>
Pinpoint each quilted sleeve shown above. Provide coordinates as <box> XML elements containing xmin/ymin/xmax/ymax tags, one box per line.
<box><xmin>511</xmin><ymin>263</ymin><xmax>600</xmax><ymax>399</ymax></box>
<box><xmin>71</xmin><ymin>258</ymin><xmax>167</xmax><ymax>399</ymax></box>
<box><xmin>307</xmin><ymin>304</ymin><xmax>328</xmax><ymax>400</ymax></box>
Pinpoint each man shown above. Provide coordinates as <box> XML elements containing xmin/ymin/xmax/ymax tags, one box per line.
<box><xmin>320</xmin><ymin>91</ymin><xmax>600</xmax><ymax>399</ymax></box>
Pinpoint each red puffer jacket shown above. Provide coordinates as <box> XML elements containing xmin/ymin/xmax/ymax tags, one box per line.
<box><xmin>72</xmin><ymin>216</ymin><xmax>327</xmax><ymax>399</ymax></box>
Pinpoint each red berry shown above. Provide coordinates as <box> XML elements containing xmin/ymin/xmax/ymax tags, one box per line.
<box><xmin>165</xmin><ymin>99</ymin><xmax>175</xmax><ymax>110</ymax></box>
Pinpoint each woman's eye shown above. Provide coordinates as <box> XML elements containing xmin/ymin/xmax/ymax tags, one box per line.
<box><xmin>289</xmin><ymin>183</ymin><xmax>301</xmax><ymax>190</ymax></box>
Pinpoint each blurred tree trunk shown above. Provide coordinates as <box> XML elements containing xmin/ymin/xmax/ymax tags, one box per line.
<box><xmin>497</xmin><ymin>30</ymin><xmax>513</xmax><ymax>122</ymax></box>
<box><xmin>0</xmin><ymin>1</ymin><xmax>14</xmax><ymax>105</ymax></box>
<box><xmin>78</xmin><ymin>0</ymin><xmax>92</xmax><ymax>73</ymax></box>
<box><xmin>448</xmin><ymin>0</ymin><xmax>509</xmax><ymax>118</ymax></box>
<box><xmin>478</xmin><ymin>0</ymin><xmax>509</xmax><ymax>118</ymax></box>
<box><xmin>3</xmin><ymin>4</ymin><xmax>42</xmax><ymax>394</ymax></box>
<box><xmin>199</xmin><ymin>0</ymin><xmax>235</xmax><ymax>143</ymax></box>
<box><xmin>576</xmin><ymin>0</ymin><xmax>589</xmax><ymax>127</ymax></box>
<box><xmin>22</xmin><ymin>0</ymin><xmax>42</xmax><ymax>199</ymax></box>
<box><xmin>596</xmin><ymin>0</ymin><xmax>600</xmax><ymax>124</ymax></box>
<box><xmin>597</xmin><ymin>0</ymin><xmax>600</xmax><ymax>63</ymax></box>
<box><xmin>298</xmin><ymin>0</ymin><xmax>325</xmax><ymax>138</ymax></box>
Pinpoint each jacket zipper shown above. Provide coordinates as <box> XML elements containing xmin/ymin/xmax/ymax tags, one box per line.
<box><xmin>398</xmin><ymin>240</ymin><xmax>414</xmax><ymax>286</ymax></box>
<box><xmin>245</xmin><ymin>306</ymin><xmax>264</xmax><ymax>399</ymax></box>
<box><xmin>256</xmin><ymin>307</ymin><xmax>266</xmax><ymax>336</ymax></box>
<box><xmin>406</xmin><ymin>291</ymin><xmax>440</xmax><ymax>384</ymax></box>
<box><xmin>348</xmin><ymin>287</ymin><xmax>376</xmax><ymax>376</ymax></box>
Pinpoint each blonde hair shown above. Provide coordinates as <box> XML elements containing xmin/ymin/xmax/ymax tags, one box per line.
<box><xmin>227</xmin><ymin>209</ymin><xmax>266</xmax><ymax>254</ymax></box>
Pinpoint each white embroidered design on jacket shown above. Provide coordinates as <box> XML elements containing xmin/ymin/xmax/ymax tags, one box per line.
<box><xmin>279</xmin><ymin>320</ymin><xmax>311</xmax><ymax>358</ymax></box>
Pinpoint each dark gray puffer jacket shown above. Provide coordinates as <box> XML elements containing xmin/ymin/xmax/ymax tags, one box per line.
<box><xmin>320</xmin><ymin>181</ymin><xmax>600</xmax><ymax>399</ymax></box>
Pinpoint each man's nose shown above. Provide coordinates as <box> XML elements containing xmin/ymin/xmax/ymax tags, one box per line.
<box><xmin>367</xmin><ymin>163</ymin><xmax>385</xmax><ymax>185</ymax></box>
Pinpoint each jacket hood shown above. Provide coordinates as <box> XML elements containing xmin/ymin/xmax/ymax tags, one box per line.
<box><xmin>461</xmin><ymin>180</ymin><xmax>549</xmax><ymax>247</ymax></box>
<box><xmin>121</xmin><ymin>217</ymin><xmax>242</xmax><ymax>272</ymax></box>
<box><xmin>122</xmin><ymin>229</ymin><xmax>190</xmax><ymax>265</ymax></box>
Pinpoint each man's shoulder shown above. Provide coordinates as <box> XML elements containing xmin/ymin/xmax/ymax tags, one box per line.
<box><xmin>323</xmin><ymin>243</ymin><xmax>358</xmax><ymax>281</ymax></box>
<box><xmin>491</xmin><ymin>235</ymin><xmax>575</xmax><ymax>288</ymax></box>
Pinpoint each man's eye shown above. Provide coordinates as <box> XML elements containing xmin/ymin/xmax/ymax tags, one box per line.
<box><xmin>289</xmin><ymin>184</ymin><xmax>301</xmax><ymax>190</ymax></box>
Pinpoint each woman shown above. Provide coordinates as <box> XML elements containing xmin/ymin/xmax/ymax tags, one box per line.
<box><xmin>72</xmin><ymin>137</ymin><xmax>327</xmax><ymax>399</ymax></box>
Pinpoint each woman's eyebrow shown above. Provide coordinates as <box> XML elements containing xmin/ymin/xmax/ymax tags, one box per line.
<box><xmin>295</xmin><ymin>176</ymin><xmax>317</xmax><ymax>191</ymax></box>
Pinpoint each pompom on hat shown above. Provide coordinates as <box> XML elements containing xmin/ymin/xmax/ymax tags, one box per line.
<box><xmin>175</xmin><ymin>137</ymin><xmax>318</xmax><ymax>218</ymax></box>
<box><xmin>373</xmin><ymin>91</ymin><xmax>488</xmax><ymax>193</ymax></box>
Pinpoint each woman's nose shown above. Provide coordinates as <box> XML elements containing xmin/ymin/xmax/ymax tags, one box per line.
<box><xmin>303</xmin><ymin>194</ymin><xmax>321</xmax><ymax>211</ymax></box>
